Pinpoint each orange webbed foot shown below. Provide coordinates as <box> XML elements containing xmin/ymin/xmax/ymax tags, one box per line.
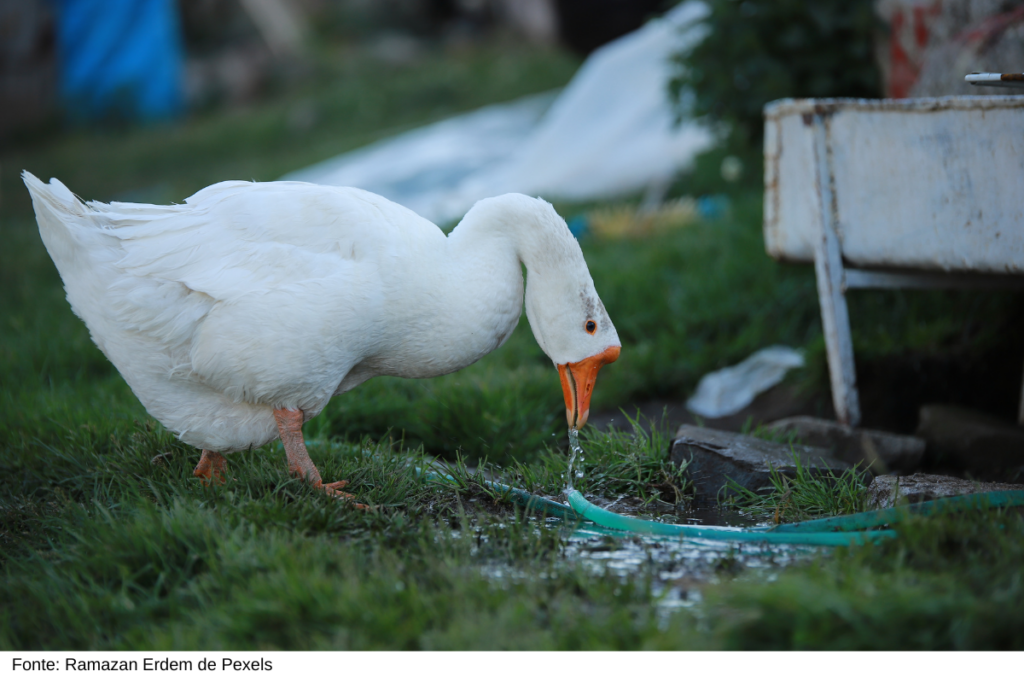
<box><xmin>317</xmin><ymin>480</ymin><xmax>371</xmax><ymax>510</ymax></box>
<box><xmin>194</xmin><ymin>450</ymin><xmax>227</xmax><ymax>485</ymax></box>
<box><xmin>322</xmin><ymin>480</ymin><xmax>350</xmax><ymax>493</ymax></box>
<box><xmin>272</xmin><ymin>408</ymin><xmax>370</xmax><ymax>509</ymax></box>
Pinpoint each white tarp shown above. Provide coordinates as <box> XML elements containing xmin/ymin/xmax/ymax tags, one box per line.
<box><xmin>283</xmin><ymin>2</ymin><xmax>713</xmax><ymax>224</ymax></box>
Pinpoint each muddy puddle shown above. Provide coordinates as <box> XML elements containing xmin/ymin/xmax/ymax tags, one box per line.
<box><xmin>470</xmin><ymin>499</ymin><xmax>813</xmax><ymax>619</ymax></box>
<box><xmin>560</xmin><ymin>518</ymin><xmax>808</xmax><ymax>617</ymax></box>
<box><xmin>549</xmin><ymin>429</ymin><xmax>807</xmax><ymax>612</ymax></box>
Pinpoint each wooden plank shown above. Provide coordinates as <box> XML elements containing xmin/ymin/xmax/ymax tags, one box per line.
<box><xmin>811</xmin><ymin>114</ymin><xmax>861</xmax><ymax>427</ymax></box>
<box><xmin>843</xmin><ymin>268</ymin><xmax>1024</xmax><ymax>291</ymax></box>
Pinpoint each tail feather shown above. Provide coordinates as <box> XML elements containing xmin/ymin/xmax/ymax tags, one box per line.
<box><xmin>22</xmin><ymin>170</ymin><xmax>126</xmax><ymax>329</ymax></box>
<box><xmin>20</xmin><ymin>171</ymin><xmax>279</xmax><ymax>452</ymax></box>
<box><xmin>23</xmin><ymin>171</ymin><xmax>92</xmax><ymax>275</ymax></box>
<box><xmin>22</xmin><ymin>171</ymin><xmax>85</xmax><ymax>217</ymax></box>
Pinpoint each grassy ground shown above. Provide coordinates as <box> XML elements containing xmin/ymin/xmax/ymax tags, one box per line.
<box><xmin>3</xmin><ymin>40</ymin><xmax>1024</xmax><ymax>650</ymax></box>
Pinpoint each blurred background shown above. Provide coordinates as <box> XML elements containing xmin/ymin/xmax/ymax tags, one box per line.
<box><xmin>1</xmin><ymin>0</ymin><xmax>672</xmax><ymax>137</ymax></box>
<box><xmin>4</xmin><ymin>0</ymin><xmax>1023</xmax><ymax>198</ymax></box>
<box><xmin>4</xmin><ymin>0</ymin><xmax>1022</xmax><ymax>203</ymax></box>
<box><xmin>4</xmin><ymin>1</ymin><xmax>1022</xmax><ymax>134</ymax></box>
<box><xmin>2</xmin><ymin>0</ymin><xmax>1024</xmax><ymax>475</ymax></box>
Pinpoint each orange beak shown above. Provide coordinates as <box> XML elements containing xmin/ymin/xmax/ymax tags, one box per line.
<box><xmin>557</xmin><ymin>345</ymin><xmax>620</xmax><ymax>429</ymax></box>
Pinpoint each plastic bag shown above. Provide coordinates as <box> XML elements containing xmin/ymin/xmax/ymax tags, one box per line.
<box><xmin>686</xmin><ymin>346</ymin><xmax>805</xmax><ymax>419</ymax></box>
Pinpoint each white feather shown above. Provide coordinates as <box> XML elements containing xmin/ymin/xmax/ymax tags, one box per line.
<box><xmin>23</xmin><ymin>172</ymin><xmax>619</xmax><ymax>452</ymax></box>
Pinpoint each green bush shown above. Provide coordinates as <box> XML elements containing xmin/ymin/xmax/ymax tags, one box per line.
<box><xmin>669</xmin><ymin>0</ymin><xmax>882</xmax><ymax>143</ymax></box>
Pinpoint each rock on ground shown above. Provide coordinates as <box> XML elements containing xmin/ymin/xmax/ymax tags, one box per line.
<box><xmin>671</xmin><ymin>424</ymin><xmax>870</xmax><ymax>503</ymax></box>
<box><xmin>866</xmin><ymin>473</ymin><xmax>1024</xmax><ymax>509</ymax></box>
<box><xmin>765</xmin><ymin>415</ymin><xmax>925</xmax><ymax>474</ymax></box>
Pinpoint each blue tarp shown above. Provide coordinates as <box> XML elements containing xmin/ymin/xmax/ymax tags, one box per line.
<box><xmin>54</xmin><ymin>0</ymin><xmax>184</xmax><ymax>122</ymax></box>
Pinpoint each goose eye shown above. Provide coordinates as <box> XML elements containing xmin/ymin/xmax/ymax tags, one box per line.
<box><xmin>585</xmin><ymin>320</ymin><xmax>597</xmax><ymax>335</ymax></box>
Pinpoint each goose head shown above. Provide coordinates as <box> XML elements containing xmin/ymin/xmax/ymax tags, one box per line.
<box><xmin>526</xmin><ymin>270</ymin><xmax>620</xmax><ymax>429</ymax></box>
<box><xmin>492</xmin><ymin>196</ymin><xmax>621</xmax><ymax>429</ymax></box>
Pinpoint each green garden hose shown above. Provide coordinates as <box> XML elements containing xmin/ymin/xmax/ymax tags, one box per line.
<box><xmin>426</xmin><ymin>469</ymin><xmax>893</xmax><ymax>546</ymax></box>
<box><xmin>770</xmin><ymin>490</ymin><xmax>1024</xmax><ymax>533</ymax></box>
<box><xmin>485</xmin><ymin>480</ymin><xmax>578</xmax><ymax>520</ymax></box>
<box><xmin>422</xmin><ymin>468</ymin><xmax>1023</xmax><ymax>547</ymax></box>
<box><xmin>417</xmin><ymin>467</ymin><xmax>577</xmax><ymax>519</ymax></box>
<box><xmin>565</xmin><ymin>489</ymin><xmax>896</xmax><ymax>546</ymax></box>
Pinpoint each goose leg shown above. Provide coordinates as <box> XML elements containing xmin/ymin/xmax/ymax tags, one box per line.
<box><xmin>193</xmin><ymin>450</ymin><xmax>227</xmax><ymax>484</ymax></box>
<box><xmin>272</xmin><ymin>407</ymin><xmax>365</xmax><ymax>506</ymax></box>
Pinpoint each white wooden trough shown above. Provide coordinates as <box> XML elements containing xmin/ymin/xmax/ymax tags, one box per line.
<box><xmin>763</xmin><ymin>95</ymin><xmax>1024</xmax><ymax>426</ymax></box>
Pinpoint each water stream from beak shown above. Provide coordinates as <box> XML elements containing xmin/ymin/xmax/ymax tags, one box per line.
<box><xmin>565</xmin><ymin>427</ymin><xmax>584</xmax><ymax>493</ymax></box>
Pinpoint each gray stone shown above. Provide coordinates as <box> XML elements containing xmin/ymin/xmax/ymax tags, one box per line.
<box><xmin>866</xmin><ymin>473</ymin><xmax>1024</xmax><ymax>510</ymax></box>
<box><xmin>671</xmin><ymin>424</ymin><xmax>870</xmax><ymax>502</ymax></box>
<box><xmin>765</xmin><ymin>415</ymin><xmax>925</xmax><ymax>474</ymax></box>
<box><xmin>916</xmin><ymin>404</ymin><xmax>1024</xmax><ymax>481</ymax></box>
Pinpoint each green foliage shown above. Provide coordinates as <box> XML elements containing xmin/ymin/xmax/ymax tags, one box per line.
<box><xmin>505</xmin><ymin>412</ymin><xmax>687</xmax><ymax>504</ymax></box>
<box><xmin>669</xmin><ymin>0</ymin><xmax>882</xmax><ymax>143</ymax></box>
<box><xmin>724</xmin><ymin>454</ymin><xmax>869</xmax><ymax>523</ymax></box>
<box><xmin>0</xmin><ymin>496</ymin><xmax>667</xmax><ymax>650</ymax></box>
<box><xmin>697</xmin><ymin>508</ymin><xmax>1024</xmax><ymax>649</ymax></box>
<box><xmin>573</xmin><ymin>415</ymin><xmax>685</xmax><ymax>503</ymax></box>
<box><xmin>316</xmin><ymin>363</ymin><xmax>562</xmax><ymax>467</ymax></box>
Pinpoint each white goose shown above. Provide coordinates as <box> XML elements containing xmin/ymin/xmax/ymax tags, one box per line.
<box><xmin>24</xmin><ymin>171</ymin><xmax>620</xmax><ymax>501</ymax></box>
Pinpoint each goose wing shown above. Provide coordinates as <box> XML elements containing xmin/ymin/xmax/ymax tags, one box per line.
<box><xmin>109</xmin><ymin>181</ymin><xmax>434</xmax><ymax>300</ymax></box>
<box><xmin>102</xmin><ymin>181</ymin><xmax>442</xmax><ymax>408</ymax></box>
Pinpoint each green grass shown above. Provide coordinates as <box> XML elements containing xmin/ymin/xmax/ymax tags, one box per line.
<box><xmin>498</xmin><ymin>412</ymin><xmax>687</xmax><ymax>505</ymax></box>
<box><xmin>695</xmin><ymin>507</ymin><xmax>1024</xmax><ymax>649</ymax></box>
<box><xmin>725</xmin><ymin>456</ymin><xmax>870</xmax><ymax>524</ymax></box>
<box><xmin>3</xmin><ymin>39</ymin><xmax>1024</xmax><ymax>650</ymax></box>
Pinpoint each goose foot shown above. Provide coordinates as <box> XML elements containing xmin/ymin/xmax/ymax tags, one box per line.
<box><xmin>322</xmin><ymin>479</ymin><xmax>350</xmax><ymax>494</ymax></box>
<box><xmin>319</xmin><ymin>480</ymin><xmax>371</xmax><ymax>510</ymax></box>
<box><xmin>193</xmin><ymin>450</ymin><xmax>227</xmax><ymax>485</ymax></box>
<box><xmin>273</xmin><ymin>407</ymin><xmax>367</xmax><ymax>509</ymax></box>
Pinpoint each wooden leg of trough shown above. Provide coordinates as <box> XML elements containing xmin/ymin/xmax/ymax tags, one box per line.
<box><xmin>811</xmin><ymin>114</ymin><xmax>861</xmax><ymax>427</ymax></box>
<box><xmin>814</xmin><ymin>252</ymin><xmax>861</xmax><ymax>427</ymax></box>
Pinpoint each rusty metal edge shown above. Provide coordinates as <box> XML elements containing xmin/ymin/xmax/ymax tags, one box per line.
<box><xmin>764</xmin><ymin>95</ymin><xmax>1024</xmax><ymax>120</ymax></box>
